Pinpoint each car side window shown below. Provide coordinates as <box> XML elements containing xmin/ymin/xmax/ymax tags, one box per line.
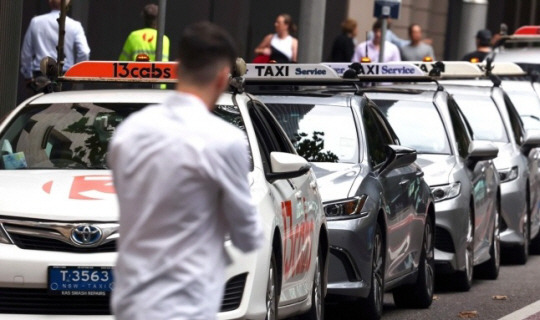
<box><xmin>370</xmin><ymin>103</ymin><xmax>400</xmax><ymax>145</ymax></box>
<box><xmin>362</xmin><ymin>106</ymin><xmax>388</xmax><ymax>168</ymax></box>
<box><xmin>251</xmin><ymin>100</ymin><xmax>296</xmax><ymax>154</ymax></box>
<box><xmin>447</xmin><ymin>98</ymin><xmax>471</xmax><ymax>159</ymax></box>
<box><xmin>503</xmin><ymin>93</ymin><xmax>525</xmax><ymax>145</ymax></box>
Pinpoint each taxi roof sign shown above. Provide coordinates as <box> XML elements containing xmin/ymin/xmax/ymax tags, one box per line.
<box><xmin>478</xmin><ymin>62</ymin><xmax>526</xmax><ymax>76</ymax></box>
<box><xmin>244</xmin><ymin>64</ymin><xmax>342</xmax><ymax>81</ymax></box>
<box><xmin>323</xmin><ymin>62</ymin><xmax>425</xmax><ymax>77</ymax></box>
<box><xmin>411</xmin><ymin>61</ymin><xmax>484</xmax><ymax>78</ymax></box>
<box><xmin>514</xmin><ymin>26</ymin><xmax>540</xmax><ymax>35</ymax></box>
<box><xmin>61</xmin><ymin>61</ymin><xmax>178</xmax><ymax>83</ymax></box>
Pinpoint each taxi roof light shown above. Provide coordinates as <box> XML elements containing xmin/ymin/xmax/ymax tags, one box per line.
<box><xmin>514</xmin><ymin>25</ymin><xmax>540</xmax><ymax>35</ymax></box>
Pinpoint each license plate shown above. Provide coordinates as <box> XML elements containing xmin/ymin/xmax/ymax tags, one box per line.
<box><xmin>48</xmin><ymin>266</ymin><xmax>113</xmax><ymax>296</ymax></box>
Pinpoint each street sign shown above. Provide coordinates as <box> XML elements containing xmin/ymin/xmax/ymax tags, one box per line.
<box><xmin>373</xmin><ymin>0</ymin><xmax>401</xmax><ymax>19</ymax></box>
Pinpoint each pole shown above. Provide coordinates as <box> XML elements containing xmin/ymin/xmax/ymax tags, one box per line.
<box><xmin>57</xmin><ymin>0</ymin><xmax>67</xmax><ymax>76</ymax></box>
<box><xmin>0</xmin><ymin>0</ymin><xmax>23</xmax><ymax>117</ymax></box>
<box><xmin>379</xmin><ymin>17</ymin><xmax>387</xmax><ymax>62</ymax></box>
<box><xmin>156</xmin><ymin>0</ymin><xmax>167</xmax><ymax>62</ymax></box>
<box><xmin>456</xmin><ymin>0</ymin><xmax>489</xmax><ymax>59</ymax></box>
<box><xmin>298</xmin><ymin>0</ymin><xmax>327</xmax><ymax>62</ymax></box>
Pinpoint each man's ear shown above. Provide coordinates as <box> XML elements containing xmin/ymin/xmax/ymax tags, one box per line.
<box><xmin>215</xmin><ymin>66</ymin><xmax>231</xmax><ymax>92</ymax></box>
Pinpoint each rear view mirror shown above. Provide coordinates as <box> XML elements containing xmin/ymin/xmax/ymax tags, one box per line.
<box><xmin>381</xmin><ymin>144</ymin><xmax>417</xmax><ymax>173</ymax></box>
<box><xmin>522</xmin><ymin>130</ymin><xmax>540</xmax><ymax>155</ymax></box>
<box><xmin>467</xmin><ymin>140</ymin><xmax>499</xmax><ymax>162</ymax></box>
<box><xmin>266</xmin><ymin>152</ymin><xmax>311</xmax><ymax>182</ymax></box>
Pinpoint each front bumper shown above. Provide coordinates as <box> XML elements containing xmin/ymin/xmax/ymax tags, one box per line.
<box><xmin>499</xmin><ymin>177</ymin><xmax>527</xmax><ymax>247</ymax></box>
<box><xmin>432</xmin><ymin>196</ymin><xmax>469</xmax><ymax>274</ymax></box>
<box><xmin>325</xmin><ymin>213</ymin><xmax>376</xmax><ymax>298</ymax></box>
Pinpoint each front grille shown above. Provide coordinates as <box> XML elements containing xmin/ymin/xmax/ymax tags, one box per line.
<box><xmin>220</xmin><ymin>273</ymin><xmax>247</xmax><ymax>312</ymax></box>
<box><xmin>0</xmin><ymin>273</ymin><xmax>247</xmax><ymax>315</ymax></box>
<box><xmin>435</xmin><ymin>226</ymin><xmax>455</xmax><ymax>253</ymax></box>
<box><xmin>0</xmin><ymin>288</ymin><xmax>111</xmax><ymax>314</ymax></box>
<box><xmin>9</xmin><ymin>233</ymin><xmax>116</xmax><ymax>253</ymax></box>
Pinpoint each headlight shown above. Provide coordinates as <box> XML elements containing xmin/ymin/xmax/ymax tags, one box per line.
<box><xmin>323</xmin><ymin>195</ymin><xmax>368</xmax><ymax>219</ymax></box>
<box><xmin>498</xmin><ymin>166</ymin><xmax>519</xmax><ymax>183</ymax></box>
<box><xmin>431</xmin><ymin>182</ymin><xmax>461</xmax><ymax>202</ymax></box>
<box><xmin>0</xmin><ymin>224</ymin><xmax>12</xmax><ymax>244</ymax></box>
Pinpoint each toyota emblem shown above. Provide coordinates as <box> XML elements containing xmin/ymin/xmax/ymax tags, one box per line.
<box><xmin>71</xmin><ymin>224</ymin><xmax>102</xmax><ymax>246</ymax></box>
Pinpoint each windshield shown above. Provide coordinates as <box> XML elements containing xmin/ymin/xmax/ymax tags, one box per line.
<box><xmin>452</xmin><ymin>95</ymin><xmax>509</xmax><ymax>142</ymax></box>
<box><xmin>374</xmin><ymin>99</ymin><xmax>452</xmax><ymax>155</ymax></box>
<box><xmin>0</xmin><ymin>103</ymin><xmax>245</xmax><ymax>170</ymax></box>
<box><xmin>265</xmin><ymin>104</ymin><xmax>358</xmax><ymax>163</ymax></box>
<box><xmin>504</xmin><ymin>88</ymin><xmax>540</xmax><ymax>131</ymax></box>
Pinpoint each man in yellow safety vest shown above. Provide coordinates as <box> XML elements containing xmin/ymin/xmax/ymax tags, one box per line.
<box><xmin>119</xmin><ymin>4</ymin><xmax>170</xmax><ymax>62</ymax></box>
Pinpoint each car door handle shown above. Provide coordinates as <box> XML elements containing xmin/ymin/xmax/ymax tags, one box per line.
<box><xmin>295</xmin><ymin>191</ymin><xmax>303</xmax><ymax>200</ymax></box>
<box><xmin>399</xmin><ymin>179</ymin><xmax>409</xmax><ymax>186</ymax></box>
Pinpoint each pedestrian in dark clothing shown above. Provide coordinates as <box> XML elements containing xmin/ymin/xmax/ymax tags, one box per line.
<box><xmin>329</xmin><ymin>18</ymin><xmax>357</xmax><ymax>62</ymax></box>
<box><xmin>462</xmin><ymin>29</ymin><xmax>492</xmax><ymax>62</ymax></box>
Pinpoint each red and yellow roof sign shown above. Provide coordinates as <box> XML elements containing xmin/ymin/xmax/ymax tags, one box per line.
<box><xmin>62</xmin><ymin>61</ymin><xmax>178</xmax><ymax>82</ymax></box>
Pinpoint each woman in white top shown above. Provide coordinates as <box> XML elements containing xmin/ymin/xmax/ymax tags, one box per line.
<box><xmin>254</xmin><ymin>14</ymin><xmax>298</xmax><ymax>63</ymax></box>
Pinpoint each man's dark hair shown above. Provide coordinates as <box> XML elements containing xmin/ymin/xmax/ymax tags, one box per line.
<box><xmin>142</xmin><ymin>4</ymin><xmax>158</xmax><ymax>28</ymax></box>
<box><xmin>178</xmin><ymin>21</ymin><xmax>237</xmax><ymax>85</ymax></box>
<box><xmin>373</xmin><ymin>19</ymin><xmax>383</xmax><ymax>31</ymax></box>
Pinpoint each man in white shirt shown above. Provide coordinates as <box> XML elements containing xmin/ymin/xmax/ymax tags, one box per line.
<box><xmin>108</xmin><ymin>21</ymin><xmax>263</xmax><ymax>320</ymax></box>
<box><xmin>352</xmin><ymin>19</ymin><xmax>401</xmax><ymax>63</ymax></box>
<box><xmin>20</xmin><ymin>0</ymin><xmax>90</xmax><ymax>82</ymax></box>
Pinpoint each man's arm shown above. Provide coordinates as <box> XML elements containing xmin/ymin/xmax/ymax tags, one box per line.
<box><xmin>215</xmin><ymin>138</ymin><xmax>263</xmax><ymax>253</ymax></box>
<box><xmin>119</xmin><ymin>34</ymin><xmax>133</xmax><ymax>61</ymax></box>
<box><xmin>20</xmin><ymin>20</ymin><xmax>35</xmax><ymax>79</ymax></box>
<box><xmin>74</xmin><ymin>22</ymin><xmax>90</xmax><ymax>62</ymax></box>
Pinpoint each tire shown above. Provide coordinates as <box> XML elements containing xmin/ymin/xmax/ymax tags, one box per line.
<box><xmin>475</xmin><ymin>207</ymin><xmax>500</xmax><ymax>279</ymax></box>
<box><xmin>265</xmin><ymin>252</ymin><xmax>279</xmax><ymax>320</ymax></box>
<box><xmin>299</xmin><ymin>248</ymin><xmax>324</xmax><ymax>320</ymax></box>
<box><xmin>512</xmin><ymin>214</ymin><xmax>530</xmax><ymax>265</ymax></box>
<box><xmin>455</xmin><ymin>210</ymin><xmax>474</xmax><ymax>291</ymax></box>
<box><xmin>358</xmin><ymin>224</ymin><xmax>385</xmax><ymax>320</ymax></box>
<box><xmin>393</xmin><ymin>216</ymin><xmax>434</xmax><ymax>308</ymax></box>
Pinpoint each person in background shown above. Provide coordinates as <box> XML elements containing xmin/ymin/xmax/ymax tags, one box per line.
<box><xmin>367</xmin><ymin>18</ymin><xmax>410</xmax><ymax>48</ymax></box>
<box><xmin>109</xmin><ymin>21</ymin><xmax>263</xmax><ymax>320</ymax></box>
<box><xmin>462</xmin><ymin>29</ymin><xmax>492</xmax><ymax>62</ymax></box>
<box><xmin>119</xmin><ymin>4</ymin><xmax>170</xmax><ymax>61</ymax></box>
<box><xmin>20</xmin><ymin>0</ymin><xmax>90</xmax><ymax>84</ymax></box>
<box><xmin>329</xmin><ymin>18</ymin><xmax>358</xmax><ymax>62</ymax></box>
<box><xmin>254</xmin><ymin>13</ymin><xmax>298</xmax><ymax>63</ymax></box>
<box><xmin>352</xmin><ymin>19</ymin><xmax>401</xmax><ymax>63</ymax></box>
<box><xmin>400</xmin><ymin>24</ymin><xmax>435</xmax><ymax>61</ymax></box>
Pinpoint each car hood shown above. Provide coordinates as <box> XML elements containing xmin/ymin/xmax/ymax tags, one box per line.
<box><xmin>310</xmin><ymin>163</ymin><xmax>359</xmax><ymax>202</ymax></box>
<box><xmin>491</xmin><ymin>142</ymin><xmax>515</xmax><ymax>169</ymax></box>
<box><xmin>0</xmin><ymin>170</ymin><xmax>117</xmax><ymax>221</ymax></box>
<box><xmin>415</xmin><ymin>154</ymin><xmax>454</xmax><ymax>186</ymax></box>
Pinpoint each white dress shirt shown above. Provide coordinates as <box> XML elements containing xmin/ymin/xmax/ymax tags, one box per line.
<box><xmin>20</xmin><ymin>10</ymin><xmax>90</xmax><ymax>79</ymax></box>
<box><xmin>352</xmin><ymin>39</ymin><xmax>401</xmax><ymax>63</ymax></box>
<box><xmin>108</xmin><ymin>92</ymin><xmax>263</xmax><ymax>320</ymax></box>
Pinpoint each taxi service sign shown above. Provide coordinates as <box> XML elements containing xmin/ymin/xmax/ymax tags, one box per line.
<box><xmin>62</xmin><ymin>61</ymin><xmax>178</xmax><ymax>83</ymax></box>
<box><xmin>324</xmin><ymin>62</ymin><xmax>424</xmax><ymax>77</ymax></box>
<box><xmin>374</xmin><ymin>0</ymin><xmax>401</xmax><ymax>19</ymax></box>
<box><xmin>244</xmin><ymin>64</ymin><xmax>342</xmax><ymax>81</ymax></box>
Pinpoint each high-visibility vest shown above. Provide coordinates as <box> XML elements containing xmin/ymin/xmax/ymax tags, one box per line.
<box><xmin>119</xmin><ymin>28</ymin><xmax>170</xmax><ymax>61</ymax></box>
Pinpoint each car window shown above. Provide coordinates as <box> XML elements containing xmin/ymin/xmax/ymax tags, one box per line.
<box><xmin>0</xmin><ymin>103</ymin><xmax>248</xmax><ymax>170</ymax></box>
<box><xmin>251</xmin><ymin>101</ymin><xmax>295</xmax><ymax>154</ymax></box>
<box><xmin>503</xmin><ymin>93</ymin><xmax>525</xmax><ymax>145</ymax></box>
<box><xmin>452</xmin><ymin>94</ymin><xmax>509</xmax><ymax>143</ymax></box>
<box><xmin>505</xmin><ymin>89</ymin><xmax>540</xmax><ymax>131</ymax></box>
<box><xmin>266</xmin><ymin>103</ymin><xmax>359</xmax><ymax>163</ymax></box>
<box><xmin>375</xmin><ymin>99</ymin><xmax>452</xmax><ymax>155</ymax></box>
<box><xmin>447</xmin><ymin>98</ymin><xmax>472</xmax><ymax>159</ymax></box>
<box><xmin>362</xmin><ymin>106</ymin><xmax>389</xmax><ymax>168</ymax></box>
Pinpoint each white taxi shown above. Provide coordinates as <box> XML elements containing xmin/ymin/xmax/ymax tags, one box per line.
<box><xmin>0</xmin><ymin>60</ymin><xmax>328</xmax><ymax>319</ymax></box>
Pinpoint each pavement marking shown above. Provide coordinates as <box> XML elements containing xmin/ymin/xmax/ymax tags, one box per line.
<box><xmin>499</xmin><ymin>300</ymin><xmax>540</xmax><ymax>320</ymax></box>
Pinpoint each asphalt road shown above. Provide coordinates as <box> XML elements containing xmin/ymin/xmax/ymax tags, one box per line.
<box><xmin>324</xmin><ymin>254</ymin><xmax>540</xmax><ymax>320</ymax></box>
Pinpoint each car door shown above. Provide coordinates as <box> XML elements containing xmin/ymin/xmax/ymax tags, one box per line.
<box><xmin>447</xmin><ymin>97</ymin><xmax>490</xmax><ymax>253</ymax></box>
<box><xmin>362</xmin><ymin>104</ymin><xmax>417</xmax><ymax>280</ymax></box>
<box><xmin>248</xmin><ymin>99</ymin><xmax>317</xmax><ymax>305</ymax></box>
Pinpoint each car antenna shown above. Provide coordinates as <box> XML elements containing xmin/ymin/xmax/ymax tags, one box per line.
<box><xmin>365</xmin><ymin>31</ymin><xmax>369</xmax><ymax>60</ymax></box>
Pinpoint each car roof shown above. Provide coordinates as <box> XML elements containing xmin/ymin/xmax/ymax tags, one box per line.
<box><xmin>256</xmin><ymin>93</ymin><xmax>352</xmax><ymax>107</ymax></box>
<box><xmin>28</xmin><ymin>89</ymin><xmax>173</xmax><ymax>105</ymax></box>
<box><xmin>439</xmin><ymin>83</ymin><xmax>493</xmax><ymax>96</ymax></box>
<box><xmin>495</xmin><ymin>48</ymin><xmax>540</xmax><ymax>64</ymax></box>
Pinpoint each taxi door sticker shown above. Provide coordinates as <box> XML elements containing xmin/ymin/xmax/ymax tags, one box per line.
<box><xmin>281</xmin><ymin>200</ymin><xmax>314</xmax><ymax>280</ymax></box>
<box><xmin>42</xmin><ymin>175</ymin><xmax>115</xmax><ymax>200</ymax></box>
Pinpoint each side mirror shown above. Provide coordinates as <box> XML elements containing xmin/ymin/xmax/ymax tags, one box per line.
<box><xmin>522</xmin><ymin>130</ymin><xmax>540</xmax><ymax>155</ymax></box>
<box><xmin>467</xmin><ymin>140</ymin><xmax>499</xmax><ymax>164</ymax></box>
<box><xmin>266</xmin><ymin>152</ymin><xmax>311</xmax><ymax>182</ymax></box>
<box><xmin>381</xmin><ymin>144</ymin><xmax>417</xmax><ymax>173</ymax></box>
